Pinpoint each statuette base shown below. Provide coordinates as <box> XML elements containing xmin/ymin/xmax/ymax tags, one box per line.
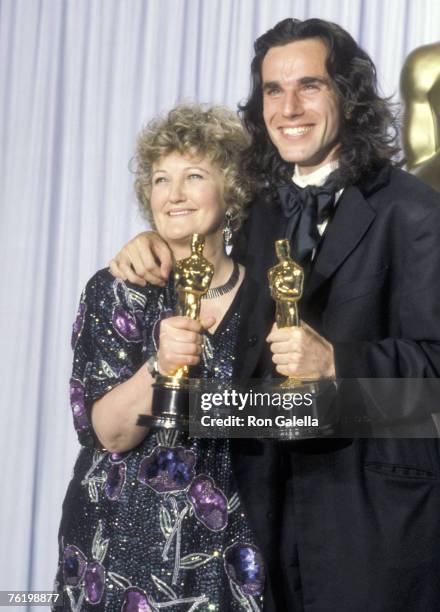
<box><xmin>268</xmin><ymin>379</ymin><xmax>338</xmax><ymax>441</ymax></box>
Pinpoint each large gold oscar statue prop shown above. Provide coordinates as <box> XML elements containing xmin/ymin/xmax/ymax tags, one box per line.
<box><xmin>140</xmin><ymin>233</ymin><xmax>214</xmax><ymax>430</ymax></box>
<box><xmin>401</xmin><ymin>43</ymin><xmax>440</xmax><ymax>434</ymax></box>
<box><xmin>400</xmin><ymin>42</ymin><xmax>440</xmax><ymax>192</ymax></box>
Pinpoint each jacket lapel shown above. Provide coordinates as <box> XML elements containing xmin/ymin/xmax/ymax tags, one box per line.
<box><xmin>304</xmin><ymin>185</ymin><xmax>376</xmax><ymax>300</ymax></box>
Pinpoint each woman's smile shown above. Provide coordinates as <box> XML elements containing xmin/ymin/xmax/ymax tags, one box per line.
<box><xmin>167</xmin><ymin>208</ymin><xmax>197</xmax><ymax>217</ymax></box>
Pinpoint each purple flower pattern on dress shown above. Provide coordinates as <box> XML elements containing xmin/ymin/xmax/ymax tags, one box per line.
<box><xmin>224</xmin><ymin>543</ymin><xmax>265</xmax><ymax>597</ymax></box>
<box><xmin>71</xmin><ymin>301</ymin><xmax>86</xmax><ymax>349</ymax></box>
<box><xmin>112</xmin><ymin>305</ymin><xmax>143</xmax><ymax>342</ymax></box>
<box><xmin>63</xmin><ymin>545</ymin><xmax>87</xmax><ymax>587</ymax></box>
<box><xmin>83</xmin><ymin>561</ymin><xmax>105</xmax><ymax>604</ymax></box>
<box><xmin>121</xmin><ymin>587</ymin><xmax>154</xmax><ymax>612</ymax></box>
<box><xmin>64</xmin><ymin>272</ymin><xmax>263</xmax><ymax>608</ymax></box>
<box><xmin>138</xmin><ymin>446</ymin><xmax>196</xmax><ymax>493</ymax></box>
<box><xmin>70</xmin><ymin>378</ymin><xmax>89</xmax><ymax>432</ymax></box>
<box><xmin>187</xmin><ymin>474</ymin><xmax>228</xmax><ymax>531</ymax></box>
<box><xmin>105</xmin><ymin>462</ymin><xmax>126</xmax><ymax>500</ymax></box>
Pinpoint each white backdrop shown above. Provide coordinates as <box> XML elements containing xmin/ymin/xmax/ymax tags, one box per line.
<box><xmin>1</xmin><ymin>0</ymin><xmax>439</xmax><ymax>602</ymax></box>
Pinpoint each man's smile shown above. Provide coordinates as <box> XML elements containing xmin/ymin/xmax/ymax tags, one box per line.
<box><xmin>279</xmin><ymin>125</ymin><xmax>313</xmax><ymax>137</ymax></box>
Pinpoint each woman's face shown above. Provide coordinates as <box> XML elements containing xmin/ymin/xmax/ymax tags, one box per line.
<box><xmin>150</xmin><ymin>152</ymin><xmax>226</xmax><ymax>249</ymax></box>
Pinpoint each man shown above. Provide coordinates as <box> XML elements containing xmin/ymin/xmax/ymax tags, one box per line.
<box><xmin>110</xmin><ymin>19</ymin><xmax>440</xmax><ymax>612</ymax></box>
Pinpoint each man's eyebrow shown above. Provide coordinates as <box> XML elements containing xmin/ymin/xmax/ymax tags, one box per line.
<box><xmin>262</xmin><ymin>80</ymin><xmax>281</xmax><ymax>91</ymax></box>
<box><xmin>262</xmin><ymin>76</ymin><xmax>331</xmax><ymax>90</ymax></box>
<box><xmin>299</xmin><ymin>76</ymin><xmax>330</xmax><ymax>86</ymax></box>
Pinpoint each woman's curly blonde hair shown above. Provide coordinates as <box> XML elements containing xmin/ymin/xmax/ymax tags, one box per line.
<box><xmin>133</xmin><ymin>104</ymin><xmax>254</xmax><ymax>231</ymax></box>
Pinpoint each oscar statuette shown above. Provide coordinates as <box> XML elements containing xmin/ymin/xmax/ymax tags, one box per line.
<box><xmin>138</xmin><ymin>233</ymin><xmax>214</xmax><ymax>430</ymax></box>
<box><xmin>267</xmin><ymin>239</ymin><xmax>336</xmax><ymax>439</ymax></box>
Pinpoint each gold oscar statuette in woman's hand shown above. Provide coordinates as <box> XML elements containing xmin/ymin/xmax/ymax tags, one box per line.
<box><xmin>139</xmin><ymin>233</ymin><xmax>214</xmax><ymax>430</ymax></box>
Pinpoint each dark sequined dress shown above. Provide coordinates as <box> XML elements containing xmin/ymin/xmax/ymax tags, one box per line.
<box><xmin>54</xmin><ymin>269</ymin><xmax>264</xmax><ymax>612</ymax></box>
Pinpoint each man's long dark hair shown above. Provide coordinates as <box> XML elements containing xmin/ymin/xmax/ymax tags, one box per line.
<box><xmin>239</xmin><ymin>18</ymin><xmax>400</xmax><ymax>192</ymax></box>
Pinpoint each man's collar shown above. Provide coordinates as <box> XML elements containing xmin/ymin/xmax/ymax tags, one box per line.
<box><xmin>293</xmin><ymin>160</ymin><xmax>339</xmax><ymax>188</ymax></box>
<box><xmin>356</xmin><ymin>163</ymin><xmax>393</xmax><ymax>197</ymax></box>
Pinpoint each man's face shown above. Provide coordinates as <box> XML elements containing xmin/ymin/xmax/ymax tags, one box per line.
<box><xmin>262</xmin><ymin>37</ymin><xmax>341</xmax><ymax>175</ymax></box>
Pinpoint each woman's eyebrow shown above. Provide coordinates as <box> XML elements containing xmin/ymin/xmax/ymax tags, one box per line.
<box><xmin>152</xmin><ymin>166</ymin><xmax>211</xmax><ymax>175</ymax></box>
<box><xmin>184</xmin><ymin>166</ymin><xmax>211</xmax><ymax>173</ymax></box>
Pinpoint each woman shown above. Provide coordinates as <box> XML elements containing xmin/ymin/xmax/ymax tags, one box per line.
<box><xmin>55</xmin><ymin>105</ymin><xmax>265</xmax><ymax>611</ymax></box>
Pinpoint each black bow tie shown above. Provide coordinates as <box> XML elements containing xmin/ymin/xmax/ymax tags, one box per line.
<box><xmin>277</xmin><ymin>180</ymin><xmax>337</xmax><ymax>263</ymax></box>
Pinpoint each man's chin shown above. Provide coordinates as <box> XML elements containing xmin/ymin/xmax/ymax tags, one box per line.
<box><xmin>273</xmin><ymin>142</ymin><xmax>314</xmax><ymax>165</ymax></box>
<box><xmin>279</xmin><ymin>151</ymin><xmax>337</xmax><ymax>174</ymax></box>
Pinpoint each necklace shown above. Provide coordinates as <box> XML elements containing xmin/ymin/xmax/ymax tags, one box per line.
<box><xmin>203</xmin><ymin>261</ymin><xmax>240</xmax><ymax>299</ymax></box>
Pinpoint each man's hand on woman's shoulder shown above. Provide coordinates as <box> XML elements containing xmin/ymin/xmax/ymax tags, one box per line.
<box><xmin>109</xmin><ymin>231</ymin><xmax>173</xmax><ymax>287</ymax></box>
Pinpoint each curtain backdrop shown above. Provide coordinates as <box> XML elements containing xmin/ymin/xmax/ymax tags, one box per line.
<box><xmin>1</xmin><ymin>0</ymin><xmax>439</xmax><ymax>602</ymax></box>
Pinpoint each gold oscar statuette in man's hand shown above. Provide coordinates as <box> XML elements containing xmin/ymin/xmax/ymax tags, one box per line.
<box><xmin>138</xmin><ymin>233</ymin><xmax>214</xmax><ymax>430</ymax></box>
<box><xmin>268</xmin><ymin>239</ymin><xmax>317</xmax><ymax>385</ymax></box>
<box><xmin>267</xmin><ymin>239</ymin><xmax>336</xmax><ymax>439</ymax></box>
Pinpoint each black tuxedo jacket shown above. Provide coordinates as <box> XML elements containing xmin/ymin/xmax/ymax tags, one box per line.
<box><xmin>231</xmin><ymin>166</ymin><xmax>440</xmax><ymax>612</ymax></box>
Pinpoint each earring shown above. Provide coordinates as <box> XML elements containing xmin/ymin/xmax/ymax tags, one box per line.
<box><xmin>345</xmin><ymin>103</ymin><xmax>354</xmax><ymax>120</ymax></box>
<box><xmin>223</xmin><ymin>210</ymin><xmax>233</xmax><ymax>255</ymax></box>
